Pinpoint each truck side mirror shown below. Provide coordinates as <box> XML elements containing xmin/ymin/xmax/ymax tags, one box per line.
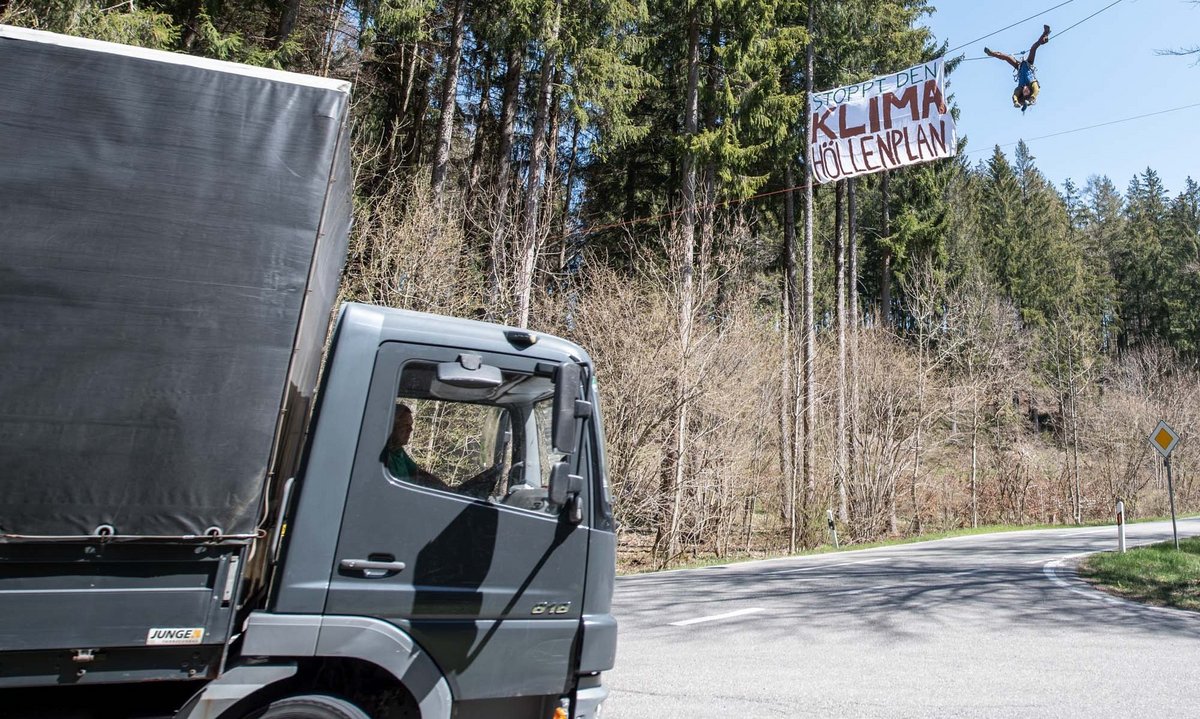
<box><xmin>548</xmin><ymin>461</ymin><xmax>584</xmax><ymax>524</ymax></box>
<box><xmin>552</xmin><ymin>362</ymin><xmax>590</xmax><ymax>454</ymax></box>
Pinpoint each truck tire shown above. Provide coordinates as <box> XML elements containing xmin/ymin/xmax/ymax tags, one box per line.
<box><xmin>257</xmin><ymin>695</ymin><xmax>372</xmax><ymax>719</ymax></box>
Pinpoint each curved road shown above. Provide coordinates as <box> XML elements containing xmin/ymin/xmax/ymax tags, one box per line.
<box><xmin>606</xmin><ymin>518</ymin><xmax>1200</xmax><ymax>718</ymax></box>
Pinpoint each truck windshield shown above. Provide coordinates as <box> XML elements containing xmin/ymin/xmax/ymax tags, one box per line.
<box><xmin>383</xmin><ymin>362</ymin><xmax>562</xmax><ymax>515</ymax></box>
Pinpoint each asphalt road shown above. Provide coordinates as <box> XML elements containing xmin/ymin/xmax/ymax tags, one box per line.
<box><xmin>605</xmin><ymin>517</ymin><xmax>1200</xmax><ymax>718</ymax></box>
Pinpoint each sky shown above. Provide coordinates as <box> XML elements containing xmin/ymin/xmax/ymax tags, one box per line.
<box><xmin>922</xmin><ymin>0</ymin><xmax>1200</xmax><ymax>196</ymax></box>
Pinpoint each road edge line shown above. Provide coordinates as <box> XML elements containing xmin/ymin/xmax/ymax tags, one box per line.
<box><xmin>1043</xmin><ymin>552</ymin><xmax>1199</xmax><ymax>619</ymax></box>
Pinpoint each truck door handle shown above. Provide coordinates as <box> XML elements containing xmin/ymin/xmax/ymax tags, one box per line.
<box><xmin>339</xmin><ymin>558</ymin><xmax>407</xmax><ymax>574</ymax></box>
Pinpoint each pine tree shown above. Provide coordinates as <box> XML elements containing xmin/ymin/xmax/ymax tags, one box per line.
<box><xmin>1163</xmin><ymin>177</ymin><xmax>1200</xmax><ymax>352</ymax></box>
<box><xmin>1119</xmin><ymin>169</ymin><xmax>1172</xmax><ymax>345</ymax></box>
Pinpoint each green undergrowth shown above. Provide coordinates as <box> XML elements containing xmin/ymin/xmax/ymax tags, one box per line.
<box><xmin>620</xmin><ymin>513</ymin><xmax>1199</xmax><ymax>575</ymax></box>
<box><xmin>1078</xmin><ymin>535</ymin><xmax>1200</xmax><ymax>611</ymax></box>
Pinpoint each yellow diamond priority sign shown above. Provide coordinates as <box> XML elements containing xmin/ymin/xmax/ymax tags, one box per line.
<box><xmin>1150</xmin><ymin>420</ymin><xmax>1180</xmax><ymax>458</ymax></box>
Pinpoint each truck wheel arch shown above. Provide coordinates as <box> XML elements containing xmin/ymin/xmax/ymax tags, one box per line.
<box><xmin>313</xmin><ymin>615</ymin><xmax>452</xmax><ymax>719</ymax></box>
<box><xmin>177</xmin><ymin>615</ymin><xmax>452</xmax><ymax>719</ymax></box>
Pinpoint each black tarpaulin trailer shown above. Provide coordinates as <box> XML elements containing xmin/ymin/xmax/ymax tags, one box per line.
<box><xmin>0</xmin><ymin>25</ymin><xmax>352</xmax><ymax>689</ymax></box>
<box><xmin>0</xmin><ymin>26</ymin><xmax>352</xmax><ymax>539</ymax></box>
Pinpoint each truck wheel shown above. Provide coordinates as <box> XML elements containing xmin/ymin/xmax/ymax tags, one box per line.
<box><xmin>257</xmin><ymin>695</ymin><xmax>372</xmax><ymax>719</ymax></box>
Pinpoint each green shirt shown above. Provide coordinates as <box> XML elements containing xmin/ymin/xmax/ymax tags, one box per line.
<box><xmin>385</xmin><ymin>447</ymin><xmax>420</xmax><ymax>481</ymax></box>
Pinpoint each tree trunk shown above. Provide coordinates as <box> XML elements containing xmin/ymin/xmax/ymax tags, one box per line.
<box><xmin>516</xmin><ymin>0</ymin><xmax>563</xmax><ymax>328</ymax></box>
<box><xmin>970</xmin><ymin>381</ymin><xmax>979</xmax><ymax>528</ymax></box>
<box><xmin>272</xmin><ymin>0</ymin><xmax>304</xmax><ymax>48</ymax></box>
<box><xmin>879</xmin><ymin>170</ymin><xmax>892</xmax><ymax>328</ymax></box>
<box><xmin>835</xmin><ymin>180</ymin><xmax>848</xmax><ymax>526</ymax></box>
<box><xmin>700</xmin><ymin>165</ymin><xmax>716</xmax><ymax>312</ymax></box>
<box><xmin>320</xmin><ymin>0</ymin><xmax>348</xmax><ymax>76</ymax></box>
<box><xmin>847</xmin><ymin>178</ymin><xmax>859</xmax><ymax>525</ymax></box>
<box><xmin>558</xmin><ymin>117</ymin><xmax>581</xmax><ymax>271</ymax></box>
<box><xmin>373</xmin><ymin>61</ymin><xmax>405</xmax><ymax>190</ymax></box>
<box><xmin>404</xmin><ymin>46</ymin><xmax>434</xmax><ymax>169</ymax></box>
<box><xmin>401</xmin><ymin>43</ymin><xmax>419</xmax><ymax>117</ymax></box>
<box><xmin>667</xmin><ymin>8</ymin><xmax>702</xmax><ymax>561</ymax></box>
<box><xmin>431</xmin><ymin>0</ymin><xmax>469</xmax><ymax>203</ymax></box>
<box><xmin>1068</xmin><ymin>344</ymin><xmax>1082</xmax><ymax>524</ymax></box>
<box><xmin>783</xmin><ymin>163</ymin><xmax>799</xmax><ymax>546</ymax></box>
<box><xmin>495</xmin><ymin>41</ymin><xmax>522</xmax><ymax>175</ymax></box>
<box><xmin>780</xmin><ymin>267</ymin><xmax>794</xmax><ymax>527</ymax></box>
<box><xmin>785</xmin><ymin>166</ymin><xmax>800</xmax><ymax>338</ymax></box>
<box><xmin>801</xmin><ymin>0</ymin><xmax>817</xmax><ymax>548</ymax></box>
<box><xmin>912</xmin><ymin>344</ymin><xmax>924</xmax><ymax>534</ymax></box>
<box><xmin>466</xmin><ymin>48</ymin><xmax>494</xmax><ymax>211</ymax></box>
<box><xmin>395</xmin><ymin>38</ymin><xmax>434</xmax><ymax>172</ymax></box>
<box><xmin>880</xmin><ymin>170</ymin><xmax>895</xmax><ymax>533</ymax></box>
<box><xmin>699</xmin><ymin>19</ymin><xmax>719</xmax><ymax>293</ymax></box>
<box><xmin>544</xmin><ymin>63</ymin><xmax>565</xmax><ymax>188</ymax></box>
<box><xmin>624</xmin><ymin>159</ymin><xmax>637</xmax><ymax>224</ymax></box>
<box><xmin>542</xmin><ymin>64</ymin><xmax>565</xmax><ymax>264</ymax></box>
<box><xmin>488</xmin><ymin>40</ymin><xmax>524</xmax><ymax>316</ymax></box>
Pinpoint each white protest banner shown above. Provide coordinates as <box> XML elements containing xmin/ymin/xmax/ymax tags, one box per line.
<box><xmin>808</xmin><ymin>57</ymin><xmax>957</xmax><ymax>184</ymax></box>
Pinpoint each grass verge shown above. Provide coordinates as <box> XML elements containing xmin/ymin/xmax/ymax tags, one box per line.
<box><xmin>1077</xmin><ymin>535</ymin><xmax>1200</xmax><ymax>611</ymax></box>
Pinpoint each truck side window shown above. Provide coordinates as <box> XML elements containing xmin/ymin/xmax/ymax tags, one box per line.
<box><xmin>381</xmin><ymin>361</ymin><xmax>562</xmax><ymax>515</ymax></box>
<box><xmin>383</xmin><ymin>399</ymin><xmax>511</xmax><ymax>499</ymax></box>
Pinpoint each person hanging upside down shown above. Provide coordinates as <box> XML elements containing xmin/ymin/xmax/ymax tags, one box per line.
<box><xmin>985</xmin><ymin>24</ymin><xmax>1051</xmax><ymax>112</ymax></box>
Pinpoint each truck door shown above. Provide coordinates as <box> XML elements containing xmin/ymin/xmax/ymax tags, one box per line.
<box><xmin>324</xmin><ymin>342</ymin><xmax>590</xmax><ymax>701</ymax></box>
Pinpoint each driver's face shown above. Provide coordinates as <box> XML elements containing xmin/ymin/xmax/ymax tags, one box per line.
<box><xmin>389</xmin><ymin>408</ymin><xmax>413</xmax><ymax>449</ymax></box>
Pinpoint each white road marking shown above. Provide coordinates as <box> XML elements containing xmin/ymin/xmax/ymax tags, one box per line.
<box><xmin>828</xmin><ymin>567</ymin><xmax>991</xmax><ymax>596</ymax></box>
<box><xmin>1041</xmin><ymin>552</ymin><xmax>1197</xmax><ymax>617</ymax></box>
<box><xmin>1043</xmin><ymin>557</ymin><xmax>1127</xmax><ymax>605</ymax></box>
<box><xmin>669</xmin><ymin>607</ymin><xmax>764</xmax><ymax>627</ymax></box>
<box><xmin>767</xmin><ymin>557</ymin><xmax>886</xmax><ymax>575</ymax></box>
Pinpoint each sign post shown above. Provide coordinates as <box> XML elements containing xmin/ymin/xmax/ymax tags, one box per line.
<box><xmin>1165</xmin><ymin>458</ymin><xmax>1179</xmax><ymax>551</ymax></box>
<box><xmin>1148</xmin><ymin>420</ymin><xmax>1181</xmax><ymax>550</ymax></box>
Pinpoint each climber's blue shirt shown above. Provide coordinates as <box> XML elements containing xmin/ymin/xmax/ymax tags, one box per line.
<box><xmin>1017</xmin><ymin>61</ymin><xmax>1035</xmax><ymax>87</ymax></box>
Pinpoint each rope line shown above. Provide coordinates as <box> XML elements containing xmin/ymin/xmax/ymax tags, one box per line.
<box><xmin>946</xmin><ymin>0</ymin><xmax>1074</xmax><ymax>54</ymax></box>
<box><xmin>965</xmin><ymin>101</ymin><xmax>1200</xmax><ymax>155</ymax></box>
<box><xmin>1054</xmin><ymin>0</ymin><xmax>1127</xmax><ymax>38</ymax></box>
<box><xmin>956</xmin><ymin>0</ymin><xmax>1128</xmax><ymax>61</ymax></box>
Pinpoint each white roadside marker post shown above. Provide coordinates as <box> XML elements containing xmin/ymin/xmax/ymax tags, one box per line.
<box><xmin>827</xmin><ymin>509</ymin><xmax>839</xmax><ymax>549</ymax></box>
<box><xmin>1116</xmin><ymin>500</ymin><xmax>1126</xmax><ymax>554</ymax></box>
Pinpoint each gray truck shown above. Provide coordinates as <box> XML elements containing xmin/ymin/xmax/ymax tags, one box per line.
<box><xmin>0</xmin><ymin>26</ymin><xmax>616</xmax><ymax>719</ymax></box>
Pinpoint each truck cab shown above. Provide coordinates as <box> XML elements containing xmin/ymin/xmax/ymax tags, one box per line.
<box><xmin>206</xmin><ymin>303</ymin><xmax>618</xmax><ymax>719</ymax></box>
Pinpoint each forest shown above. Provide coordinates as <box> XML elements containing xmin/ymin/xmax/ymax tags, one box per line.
<box><xmin>4</xmin><ymin>0</ymin><xmax>1198</xmax><ymax>569</ymax></box>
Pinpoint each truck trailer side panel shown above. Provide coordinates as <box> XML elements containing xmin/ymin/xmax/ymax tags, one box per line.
<box><xmin>0</xmin><ymin>26</ymin><xmax>351</xmax><ymax>538</ymax></box>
